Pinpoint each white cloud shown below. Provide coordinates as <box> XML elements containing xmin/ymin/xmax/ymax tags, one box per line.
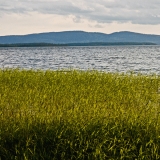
<box><xmin>1</xmin><ymin>0</ymin><xmax>160</xmax><ymax>24</ymax></box>
<box><xmin>0</xmin><ymin>0</ymin><xmax>160</xmax><ymax>35</ymax></box>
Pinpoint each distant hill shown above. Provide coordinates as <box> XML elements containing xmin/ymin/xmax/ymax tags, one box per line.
<box><xmin>0</xmin><ymin>31</ymin><xmax>160</xmax><ymax>44</ymax></box>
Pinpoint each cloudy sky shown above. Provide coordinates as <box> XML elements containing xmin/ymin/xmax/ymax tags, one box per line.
<box><xmin>0</xmin><ymin>0</ymin><xmax>160</xmax><ymax>36</ymax></box>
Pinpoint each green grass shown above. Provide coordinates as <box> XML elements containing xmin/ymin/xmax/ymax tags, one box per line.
<box><xmin>0</xmin><ymin>69</ymin><xmax>160</xmax><ymax>159</ymax></box>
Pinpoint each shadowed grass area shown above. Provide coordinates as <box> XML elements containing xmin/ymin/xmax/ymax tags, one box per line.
<box><xmin>0</xmin><ymin>69</ymin><xmax>160</xmax><ymax>159</ymax></box>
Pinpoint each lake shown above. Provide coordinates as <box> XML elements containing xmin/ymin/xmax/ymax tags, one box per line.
<box><xmin>0</xmin><ymin>46</ymin><xmax>160</xmax><ymax>74</ymax></box>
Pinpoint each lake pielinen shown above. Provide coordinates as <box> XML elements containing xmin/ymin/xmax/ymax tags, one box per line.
<box><xmin>0</xmin><ymin>45</ymin><xmax>160</xmax><ymax>74</ymax></box>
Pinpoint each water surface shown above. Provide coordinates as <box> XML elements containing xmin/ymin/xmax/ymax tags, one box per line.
<box><xmin>0</xmin><ymin>46</ymin><xmax>160</xmax><ymax>74</ymax></box>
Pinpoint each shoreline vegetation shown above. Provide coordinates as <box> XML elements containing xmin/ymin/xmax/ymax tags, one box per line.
<box><xmin>0</xmin><ymin>69</ymin><xmax>160</xmax><ymax>159</ymax></box>
<box><xmin>0</xmin><ymin>42</ymin><xmax>157</xmax><ymax>47</ymax></box>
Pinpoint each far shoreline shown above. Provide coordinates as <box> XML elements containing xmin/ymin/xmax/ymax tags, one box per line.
<box><xmin>0</xmin><ymin>42</ymin><xmax>157</xmax><ymax>47</ymax></box>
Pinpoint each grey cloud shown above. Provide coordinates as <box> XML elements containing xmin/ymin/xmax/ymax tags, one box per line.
<box><xmin>73</xmin><ymin>16</ymin><xmax>82</xmax><ymax>23</ymax></box>
<box><xmin>88</xmin><ymin>23</ymin><xmax>104</xmax><ymax>28</ymax></box>
<box><xmin>94</xmin><ymin>24</ymin><xmax>104</xmax><ymax>28</ymax></box>
<box><xmin>0</xmin><ymin>0</ymin><xmax>160</xmax><ymax>25</ymax></box>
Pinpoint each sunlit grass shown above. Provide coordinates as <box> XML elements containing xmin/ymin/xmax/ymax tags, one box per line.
<box><xmin>0</xmin><ymin>69</ymin><xmax>160</xmax><ymax>159</ymax></box>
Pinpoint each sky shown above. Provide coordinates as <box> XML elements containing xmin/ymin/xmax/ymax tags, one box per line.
<box><xmin>0</xmin><ymin>0</ymin><xmax>160</xmax><ymax>36</ymax></box>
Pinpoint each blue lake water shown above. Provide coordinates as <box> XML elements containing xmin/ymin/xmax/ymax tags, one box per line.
<box><xmin>0</xmin><ymin>46</ymin><xmax>160</xmax><ymax>74</ymax></box>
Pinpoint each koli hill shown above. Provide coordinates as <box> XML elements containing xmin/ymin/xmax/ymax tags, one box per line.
<box><xmin>0</xmin><ymin>31</ymin><xmax>160</xmax><ymax>46</ymax></box>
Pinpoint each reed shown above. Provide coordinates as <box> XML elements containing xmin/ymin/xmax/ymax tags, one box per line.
<box><xmin>0</xmin><ymin>69</ymin><xmax>160</xmax><ymax>159</ymax></box>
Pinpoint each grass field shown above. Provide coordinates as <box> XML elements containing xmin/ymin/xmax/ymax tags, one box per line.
<box><xmin>0</xmin><ymin>69</ymin><xmax>160</xmax><ymax>159</ymax></box>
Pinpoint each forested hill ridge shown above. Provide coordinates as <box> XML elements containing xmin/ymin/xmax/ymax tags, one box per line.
<box><xmin>0</xmin><ymin>31</ymin><xmax>160</xmax><ymax>44</ymax></box>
